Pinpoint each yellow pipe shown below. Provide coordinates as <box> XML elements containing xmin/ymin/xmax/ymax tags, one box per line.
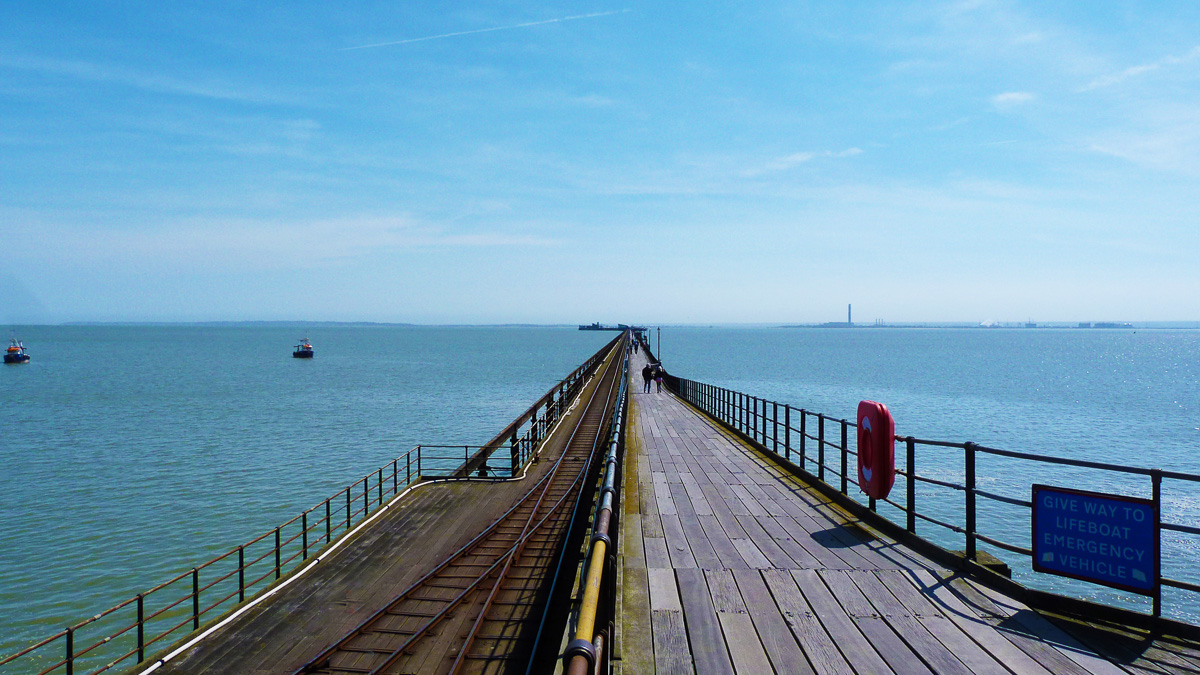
<box><xmin>573</xmin><ymin>539</ymin><xmax>608</xmax><ymax>643</ymax></box>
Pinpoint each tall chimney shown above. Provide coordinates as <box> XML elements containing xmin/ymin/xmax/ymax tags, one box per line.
<box><xmin>848</xmin><ymin>304</ymin><xmax>852</xmax><ymax>325</ymax></box>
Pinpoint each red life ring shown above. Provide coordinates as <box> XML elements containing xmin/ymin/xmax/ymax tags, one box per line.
<box><xmin>857</xmin><ymin>400</ymin><xmax>895</xmax><ymax>500</ymax></box>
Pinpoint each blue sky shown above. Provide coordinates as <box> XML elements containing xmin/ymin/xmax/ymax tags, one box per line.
<box><xmin>2</xmin><ymin>1</ymin><xmax>1199</xmax><ymax>324</ymax></box>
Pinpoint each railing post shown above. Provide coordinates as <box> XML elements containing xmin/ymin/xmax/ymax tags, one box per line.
<box><xmin>1153</xmin><ymin>469</ymin><xmax>1162</xmax><ymax>617</ymax></box>
<box><xmin>965</xmin><ymin>442</ymin><xmax>977</xmax><ymax>561</ymax></box>
<box><xmin>743</xmin><ymin>392</ymin><xmax>749</xmax><ymax>433</ymax></box>
<box><xmin>906</xmin><ymin>437</ymin><xmax>916</xmax><ymax>533</ymax></box>
<box><xmin>302</xmin><ymin>511</ymin><xmax>309</xmax><ymax>559</ymax></box>
<box><xmin>378</xmin><ymin>467</ymin><xmax>384</xmax><ymax>505</ymax></box>
<box><xmin>840</xmin><ymin>419</ymin><xmax>849</xmax><ymax>495</ymax></box>
<box><xmin>752</xmin><ymin>396</ymin><xmax>758</xmax><ymax>441</ymax></box>
<box><xmin>511</xmin><ymin>430</ymin><xmax>519</xmax><ymax>475</ymax></box>
<box><xmin>818</xmin><ymin>415</ymin><xmax>826</xmax><ymax>482</ymax></box>
<box><xmin>65</xmin><ymin>626</ymin><xmax>73</xmax><ymax>675</ymax></box>
<box><xmin>417</xmin><ymin>445</ymin><xmax>422</xmax><ymax>477</ymax></box>
<box><xmin>192</xmin><ymin>568</ymin><xmax>200</xmax><ymax>630</ymax></box>
<box><xmin>363</xmin><ymin>479</ymin><xmax>369</xmax><ymax>513</ymax></box>
<box><xmin>136</xmin><ymin>593</ymin><xmax>145</xmax><ymax>662</ymax></box>
<box><xmin>758</xmin><ymin>397</ymin><xmax>763</xmax><ymax>443</ymax></box>
<box><xmin>325</xmin><ymin>499</ymin><xmax>331</xmax><ymax>543</ymax></box>
<box><xmin>531</xmin><ymin>407</ymin><xmax>539</xmax><ymax>444</ymax></box>
<box><xmin>784</xmin><ymin>405</ymin><xmax>791</xmax><ymax>461</ymax></box>
<box><xmin>275</xmin><ymin>527</ymin><xmax>281</xmax><ymax>579</ymax></box>
<box><xmin>346</xmin><ymin>488</ymin><xmax>352</xmax><ymax>529</ymax></box>
<box><xmin>238</xmin><ymin>545</ymin><xmax>245</xmax><ymax>602</ymax></box>
<box><xmin>752</xmin><ymin>395</ymin><xmax>757</xmax><ymax>438</ymax></box>
<box><xmin>773</xmin><ymin>402</ymin><xmax>779</xmax><ymax>454</ymax></box>
<box><xmin>799</xmin><ymin>409</ymin><xmax>807</xmax><ymax>469</ymax></box>
<box><xmin>393</xmin><ymin>458</ymin><xmax>398</xmax><ymax>494</ymax></box>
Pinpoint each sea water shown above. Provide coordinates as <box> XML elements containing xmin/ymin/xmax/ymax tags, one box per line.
<box><xmin>0</xmin><ymin>325</ymin><xmax>612</xmax><ymax>658</ymax></box>
<box><xmin>1</xmin><ymin>326</ymin><xmax>1197</xmax><ymax>659</ymax></box>
<box><xmin>657</xmin><ymin>326</ymin><xmax>1200</xmax><ymax>624</ymax></box>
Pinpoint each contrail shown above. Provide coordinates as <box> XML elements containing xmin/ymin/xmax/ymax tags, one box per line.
<box><xmin>340</xmin><ymin>10</ymin><xmax>629</xmax><ymax>51</ymax></box>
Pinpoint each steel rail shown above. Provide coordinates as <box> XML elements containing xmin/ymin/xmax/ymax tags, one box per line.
<box><xmin>295</xmin><ymin>340</ymin><xmax>624</xmax><ymax>675</ymax></box>
<box><xmin>453</xmin><ymin>343</ymin><xmax>628</xmax><ymax>667</ymax></box>
<box><xmin>445</xmin><ymin>346</ymin><xmax>624</xmax><ymax>674</ymax></box>
<box><xmin>378</xmin><ymin>353</ymin><xmax>621</xmax><ymax>674</ymax></box>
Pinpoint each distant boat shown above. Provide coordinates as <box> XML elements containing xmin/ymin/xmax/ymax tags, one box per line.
<box><xmin>4</xmin><ymin>338</ymin><xmax>29</xmax><ymax>364</ymax></box>
<box><xmin>293</xmin><ymin>338</ymin><xmax>313</xmax><ymax>359</ymax></box>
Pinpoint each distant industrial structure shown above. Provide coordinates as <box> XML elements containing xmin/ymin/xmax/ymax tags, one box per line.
<box><xmin>819</xmin><ymin>304</ymin><xmax>854</xmax><ymax>327</ymax></box>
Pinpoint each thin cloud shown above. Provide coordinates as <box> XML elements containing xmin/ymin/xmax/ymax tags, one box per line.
<box><xmin>749</xmin><ymin>148</ymin><xmax>862</xmax><ymax>175</ymax></box>
<box><xmin>12</xmin><ymin>217</ymin><xmax>560</xmax><ymax>271</ymax></box>
<box><xmin>992</xmin><ymin>91</ymin><xmax>1034</xmax><ymax>108</ymax></box>
<box><xmin>0</xmin><ymin>55</ymin><xmax>274</xmax><ymax>103</ymax></box>
<box><xmin>341</xmin><ymin>10</ymin><xmax>630</xmax><ymax>51</ymax></box>
<box><xmin>1082</xmin><ymin>46</ymin><xmax>1200</xmax><ymax>91</ymax></box>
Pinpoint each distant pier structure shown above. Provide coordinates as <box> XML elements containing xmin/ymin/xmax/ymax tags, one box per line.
<box><xmin>578</xmin><ymin>322</ymin><xmax>647</xmax><ymax>331</ymax></box>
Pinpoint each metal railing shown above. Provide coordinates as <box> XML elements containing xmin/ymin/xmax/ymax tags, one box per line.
<box><xmin>661</xmin><ymin>372</ymin><xmax>1200</xmax><ymax>621</ymax></box>
<box><xmin>0</xmin><ymin>446</ymin><xmax>431</xmax><ymax>675</ymax></box>
<box><xmin>0</xmin><ymin>338</ymin><xmax>620</xmax><ymax>675</ymax></box>
<box><xmin>460</xmin><ymin>334</ymin><xmax>622</xmax><ymax>478</ymax></box>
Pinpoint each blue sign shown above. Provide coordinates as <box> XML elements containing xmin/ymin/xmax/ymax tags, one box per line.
<box><xmin>1032</xmin><ymin>484</ymin><xmax>1157</xmax><ymax>595</ymax></box>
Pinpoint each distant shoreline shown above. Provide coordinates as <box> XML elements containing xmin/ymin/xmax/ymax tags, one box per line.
<box><xmin>7</xmin><ymin>321</ymin><xmax>1194</xmax><ymax>329</ymax></box>
<box><xmin>52</xmin><ymin>321</ymin><xmax>578</xmax><ymax>328</ymax></box>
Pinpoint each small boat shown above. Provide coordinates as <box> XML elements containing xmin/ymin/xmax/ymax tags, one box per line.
<box><xmin>4</xmin><ymin>338</ymin><xmax>29</xmax><ymax>364</ymax></box>
<box><xmin>293</xmin><ymin>338</ymin><xmax>314</xmax><ymax>359</ymax></box>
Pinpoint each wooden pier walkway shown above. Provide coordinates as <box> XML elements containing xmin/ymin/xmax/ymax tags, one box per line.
<box><xmin>615</xmin><ymin>351</ymin><xmax>1200</xmax><ymax>674</ymax></box>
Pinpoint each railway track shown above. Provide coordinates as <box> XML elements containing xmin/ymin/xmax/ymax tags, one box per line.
<box><xmin>295</xmin><ymin>341</ymin><xmax>625</xmax><ymax>675</ymax></box>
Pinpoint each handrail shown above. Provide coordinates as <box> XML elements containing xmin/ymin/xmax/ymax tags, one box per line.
<box><xmin>0</xmin><ymin>338</ymin><xmax>623</xmax><ymax>675</ymax></box>
<box><xmin>460</xmin><ymin>333</ymin><xmax>623</xmax><ymax>477</ymax></box>
<box><xmin>563</xmin><ymin>336</ymin><xmax>629</xmax><ymax>674</ymax></box>
<box><xmin>658</xmin><ymin>370</ymin><xmax>1200</xmax><ymax>623</ymax></box>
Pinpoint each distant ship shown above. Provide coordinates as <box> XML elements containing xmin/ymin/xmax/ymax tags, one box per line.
<box><xmin>293</xmin><ymin>338</ymin><xmax>314</xmax><ymax>359</ymax></box>
<box><xmin>4</xmin><ymin>338</ymin><xmax>29</xmax><ymax>364</ymax></box>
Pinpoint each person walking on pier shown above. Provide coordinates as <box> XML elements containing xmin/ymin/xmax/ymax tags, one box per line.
<box><xmin>641</xmin><ymin>363</ymin><xmax>652</xmax><ymax>393</ymax></box>
<box><xmin>653</xmin><ymin>363</ymin><xmax>664</xmax><ymax>392</ymax></box>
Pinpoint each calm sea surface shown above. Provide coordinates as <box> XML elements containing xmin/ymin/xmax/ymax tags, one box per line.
<box><xmin>1</xmin><ymin>325</ymin><xmax>1198</xmax><ymax>659</ymax></box>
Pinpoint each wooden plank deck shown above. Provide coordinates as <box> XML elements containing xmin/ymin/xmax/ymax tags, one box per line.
<box><xmin>615</xmin><ymin>351</ymin><xmax>1197</xmax><ymax>674</ymax></box>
